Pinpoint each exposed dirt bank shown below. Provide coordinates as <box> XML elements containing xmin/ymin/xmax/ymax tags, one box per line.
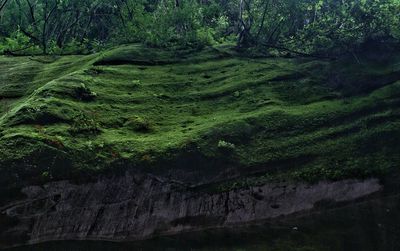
<box><xmin>0</xmin><ymin>172</ymin><xmax>381</xmax><ymax>249</ymax></box>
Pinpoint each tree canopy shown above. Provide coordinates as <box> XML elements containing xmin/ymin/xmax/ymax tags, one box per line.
<box><xmin>0</xmin><ymin>0</ymin><xmax>399</xmax><ymax>55</ymax></box>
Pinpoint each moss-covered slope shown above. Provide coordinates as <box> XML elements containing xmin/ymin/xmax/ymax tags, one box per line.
<box><xmin>1</xmin><ymin>45</ymin><xmax>400</xmax><ymax>192</ymax></box>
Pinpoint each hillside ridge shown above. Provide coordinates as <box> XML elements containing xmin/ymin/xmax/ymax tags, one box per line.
<box><xmin>0</xmin><ymin>45</ymin><xmax>399</xmax><ymax>198</ymax></box>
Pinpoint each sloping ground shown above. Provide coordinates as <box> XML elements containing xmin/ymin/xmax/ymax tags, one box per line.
<box><xmin>0</xmin><ymin>45</ymin><xmax>400</xmax><ymax>196</ymax></box>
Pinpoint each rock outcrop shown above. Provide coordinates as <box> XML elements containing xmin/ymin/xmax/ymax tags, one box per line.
<box><xmin>0</xmin><ymin>172</ymin><xmax>382</xmax><ymax>248</ymax></box>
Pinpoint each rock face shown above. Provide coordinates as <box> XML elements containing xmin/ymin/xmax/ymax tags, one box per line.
<box><xmin>0</xmin><ymin>173</ymin><xmax>382</xmax><ymax>248</ymax></box>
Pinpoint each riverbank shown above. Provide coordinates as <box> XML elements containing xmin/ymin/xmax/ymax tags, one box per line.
<box><xmin>3</xmin><ymin>177</ymin><xmax>399</xmax><ymax>251</ymax></box>
<box><xmin>1</xmin><ymin>44</ymin><xmax>399</xmax><ymax>248</ymax></box>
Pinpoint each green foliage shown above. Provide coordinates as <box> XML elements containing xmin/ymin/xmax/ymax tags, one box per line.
<box><xmin>0</xmin><ymin>29</ymin><xmax>39</xmax><ymax>54</ymax></box>
<box><xmin>124</xmin><ymin>116</ymin><xmax>153</xmax><ymax>133</ymax></box>
<box><xmin>293</xmin><ymin>0</ymin><xmax>400</xmax><ymax>55</ymax></box>
<box><xmin>0</xmin><ymin>0</ymin><xmax>399</xmax><ymax>54</ymax></box>
<box><xmin>140</xmin><ymin>0</ymin><xmax>217</xmax><ymax>48</ymax></box>
<box><xmin>0</xmin><ymin>44</ymin><xmax>399</xmax><ymax>190</ymax></box>
<box><xmin>73</xmin><ymin>83</ymin><xmax>97</xmax><ymax>102</ymax></box>
<box><xmin>69</xmin><ymin>113</ymin><xmax>101</xmax><ymax>135</ymax></box>
<box><xmin>217</xmin><ymin>140</ymin><xmax>236</xmax><ymax>151</ymax></box>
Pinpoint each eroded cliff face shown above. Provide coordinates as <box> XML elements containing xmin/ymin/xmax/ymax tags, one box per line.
<box><xmin>0</xmin><ymin>173</ymin><xmax>382</xmax><ymax>249</ymax></box>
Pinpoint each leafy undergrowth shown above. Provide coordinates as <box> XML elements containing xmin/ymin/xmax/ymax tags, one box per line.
<box><xmin>0</xmin><ymin>44</ymin><xmax>400</xmax><ymax>193</ymax></box>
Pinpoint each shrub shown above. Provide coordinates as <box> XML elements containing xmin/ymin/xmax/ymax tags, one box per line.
<box><xmin>217</xmin><ymin>140</ymin><xmax>236</xmax><ymax>151</ymax></box>
<box><xmin>0</xmin><ymin>29</ymin><xmax>41</xmax><ymax>55</ymax></box>
<box><xmin>124</xmin><ymin>116</ymin><xmax>153</xmax><ymax>133</ymax></box>
<box><xmin>69</xmin><ymin>113</ymin><xmax>100</xmax><ymax>135</ymax></box>
<box><xmin>74</xmin><ymin>83</ymin><xmax>97</xmax><ymax>102</ymax></box>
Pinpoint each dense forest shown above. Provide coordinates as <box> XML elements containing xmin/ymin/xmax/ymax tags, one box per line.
<box><xmin>0</xmin><ymin>0</ymin><xmax>399</xmax><ymax>55</ymax></box>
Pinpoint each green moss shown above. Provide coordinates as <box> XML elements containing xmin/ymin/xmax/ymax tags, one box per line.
<box><xmin>0</xmin><ymin>44</ymin><xmax>399</xmax><ymax>190</ymax></box>
<box><xmin>124</xmin><ymin>116</ymin><xmax>153</xmax><ymax>133</ymax></box>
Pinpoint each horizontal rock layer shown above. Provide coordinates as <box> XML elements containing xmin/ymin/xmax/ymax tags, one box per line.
<box><xmin>0</xmin><ymin>173</ymin><xmax>382</xmax><ymax>248</ymax></box>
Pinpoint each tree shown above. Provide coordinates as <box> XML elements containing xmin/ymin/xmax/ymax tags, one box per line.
<box><xmin>0</xmin><ymin>0</ymin><xmax>9</xmax><ymax>13</ymax></box>
<box><xmin>0</xmin><ymin>0</ymin><xmax>399</xmax><ymax>55</ymax></box>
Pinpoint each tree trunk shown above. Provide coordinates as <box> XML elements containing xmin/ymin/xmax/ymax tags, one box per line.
<box><xmin>0</xmin><ymin>0</ymin><xmax>9</xmax><ymax>13</ymax></box>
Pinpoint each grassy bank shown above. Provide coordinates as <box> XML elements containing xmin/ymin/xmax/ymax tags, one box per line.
<box><xmin>1</xmin><ymin>44</ymin><xmax>400</xmax><ymax>192</ymax></box>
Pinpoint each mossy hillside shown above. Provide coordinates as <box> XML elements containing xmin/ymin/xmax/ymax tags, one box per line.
<box><xmin>0</xmin><ymin>45</ymin><xmax>399</xmax><ymax>191</ymax></box>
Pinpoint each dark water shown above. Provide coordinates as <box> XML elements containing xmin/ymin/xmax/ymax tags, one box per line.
<box><xmin>7</xmin><ymin>195</ymin><xmax>400</xmax><ymax>251</ymax></box>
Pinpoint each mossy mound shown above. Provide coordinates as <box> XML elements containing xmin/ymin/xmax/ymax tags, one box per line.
<box><xmin>0</xmin><ymin>44</ymin><xmax>400</xmax><ymax>195</ymax></box>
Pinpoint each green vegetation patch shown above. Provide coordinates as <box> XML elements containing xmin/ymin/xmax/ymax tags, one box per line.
<box><xmin>0</xmin><ymin>44</ymin><xmax>399</xmax><ymax>194</ymax></box>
